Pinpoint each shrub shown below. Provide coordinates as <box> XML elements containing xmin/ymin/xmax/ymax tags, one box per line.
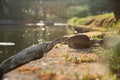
<box><xmin>67</xmin><ymin>17</ymin><xmax>79</xmax><ymax>25</ymax></box>
<box><xmin>66</xmin><ymin>5</ymin><xmax>90</xmax><ymax>19</ymax></box>
<box><xmin>98</xmin><ymin>42</ymin><xmax>120</xmax><ymax>73</ymax></box>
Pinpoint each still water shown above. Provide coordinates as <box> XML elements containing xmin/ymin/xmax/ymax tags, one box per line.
<box><xmin>0</xmin><ymin>25</ymin><xmax>71</xmax><ymax>63</ymax></box>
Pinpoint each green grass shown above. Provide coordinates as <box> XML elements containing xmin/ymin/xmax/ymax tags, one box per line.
<box><xmin>97</xmin><ymin>42</ymin><xmax>120</xmax><ymax>79</ymax></box>
<box><xmin>67</xmin><ymin>13</ymin><xmax>114</xmax><ymax>26</ymax></box>
<box><xmin>67</xmin><ymin>16</ymin><xmax>93</xmax><ymax>25</ymax></box>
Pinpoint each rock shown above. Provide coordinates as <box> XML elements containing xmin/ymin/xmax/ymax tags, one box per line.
<box><xmin>64</xmin><ymin>34</ymin><xmax>91</xmax><ymax>49</ymax></box>
<box><xmin>107</xmin><ymin>17</ymin><xmax>116</xmax><ymax>25</ymax></box>
<box><xmin>74</xmin><ymin>26</ymin><xmax>91</xmax><ymax>33</ymax></box>
<box><xmin>45</xmin><ymin>21</ymin><xmax>54</xmax><ymax>26</ymax></box>
<box><xmin>98</xmin><ymin>18</ymin><xmax>106</xmax><ymax>26</ymax></box>
<box><xmin>84</xmin><ymin>19</ymin><xmax>95</xmax><ymax>25</ymax></box>
<box><xmin>82</xmin><ymin>31</ymin><xmax>105</xmax><ymax>38</ymax></box>
<box><xmin>90</xmin><ymin>39</ymin><xmax>103</xmax><ymax>47</ymax></box>
<box><xmin>102</xmin><ymin>36</ymin><xmax>120</xmax><ymax>48</ymax></box>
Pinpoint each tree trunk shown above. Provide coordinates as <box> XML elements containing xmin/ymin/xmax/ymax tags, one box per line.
<box><xmin>110</xmin><ymin>0</ymin><xmax>120</xmax><ymax>21</ymax></box>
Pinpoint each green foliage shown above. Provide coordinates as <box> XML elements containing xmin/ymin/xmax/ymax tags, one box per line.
<box><xmin>68</xmin><ymin>13</ymin><xmax>114</xmax><ymax>25</ymax></box>
<box><xmin>67</xmin><ymin>17</ymin><xmax>79</xmax><ymax>25</ymax></box>
<box><xmin>66</xmin><ymin>5</ymin><xmax>90</xmax><ymax>18</ymax></box>
<box><xmin>0</xmin><ymin>0</ymin><xmax>111</xmax><ymax>21</ymax></box>
<box><xmin>111</xmin><ymin>43</ymin><xmax>120</xmax><ymax>72</ymax></box>
<box><xmin>67</xmin><ymin>16</ymin><xmax>92</xmax><ymax>25</ymax></box>
<box><xmin>75</xmin><ymin>18</ymin><xmax>88</xmax><ymax>25</ymax></box>
<box><xmin>109</xmin><ymin>71</ymin><xmax>117</xmax><ymax>80</ymax></box>
<box><xmin>99</xmin><ymin>43</ymin><xmax>120</xmax><ymax>73</ymax></box>
<box><xmin>89</xmin><ymin>0</ymin><xmax>111</xmax><ymax>15</ymax></box>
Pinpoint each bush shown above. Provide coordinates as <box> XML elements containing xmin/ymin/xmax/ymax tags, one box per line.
<box><xmin>66</xmin><ymin>5</ymin><xmax>90</xmax><ymax>18</ymax></box>
<box><xmin>67</xmin><ymin>17</ymin><xmax>87</xmax><ymax>25</ymax></box>
<box><xmin>99</xmin><ymin>42</ymin><xmax>120</xmax><ymax>73</ymax></box>
<box><xmin>67</xmin><ymin>17</ymin><xmax>79</xmax><ymax>25</ymax></box>
<box><xmin>111</xmin><ymin>43</ymin><xmax>120</xmax><ymax>72</ymax></box>
<box><xmin>67</xmin><ymin>15</ymin><xmax>93</xmax><ymax>25</ymax></box>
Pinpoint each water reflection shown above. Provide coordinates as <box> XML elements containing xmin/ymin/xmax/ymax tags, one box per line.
<box><xmin>0</xmin><ymin>25</ymin><xmax>70</xmax><ymax>63</ymax></box>
<box><xmin>0</xmin><ymin>42</ymin><xmax>15</xmax><ymax>46</ymax></box>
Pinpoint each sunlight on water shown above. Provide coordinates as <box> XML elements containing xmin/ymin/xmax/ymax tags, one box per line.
<box><xmin>54</xmin><ymin>23</ymin><xmax>66</xmax><ymax>26</ymax></box>
<box><xmin>41</xmin><ymin>28</ymin><xmax>45</xmax><ymax>31</ymax></box>
<box><xmin>36</xmin><ymin>23</ymin><xmax>44</xmax><ymax>26</ymax></box>
<box><xmin>0</xmin><ymin>42</ymin><xmax>15</xmax><ymax>46</ymax></box>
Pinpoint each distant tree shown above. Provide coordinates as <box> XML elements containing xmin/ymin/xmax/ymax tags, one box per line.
<box><xmin>0</xmin><ymin>0</ymin><xmax>7</xmax><ymax>18</ymax></box>
<box><xmin>0</xmin><ymin>0</ymin><xmax>112</xmax><ymax>21</ymax></box>
<box><xmin>66</xmin><ymin>5</ymin><xmax>90</xmax><ymax>18</ymax></box>
<box><xmin>110</xmin><ymin>0</ymin><xmax>120</xmax><ymax>21</ymax></box>
<box><xmin>77</xmin><ymin>0</ymin><xmax>111</xmax><ymax>15</ymax></box>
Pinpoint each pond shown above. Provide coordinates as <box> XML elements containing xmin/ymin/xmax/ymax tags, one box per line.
<box><xmin>0</xmin><ymin>25</ymin><xmax>72</xmax><ymax>63</ymax></box>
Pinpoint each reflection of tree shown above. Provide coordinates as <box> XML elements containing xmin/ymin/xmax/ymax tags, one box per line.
<box><xmin>0</xmin><ymin>26</ymin><xmax>26</xmax><ymax>63</ymax></box>
<box><xmin>23</xmin><ymin>26</ymin><xmax>48</xmax><ymax>45</ymax></box>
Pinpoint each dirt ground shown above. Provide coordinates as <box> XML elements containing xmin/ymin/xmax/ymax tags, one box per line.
<box><xmin>3</xmin><ymin>44</ymin><xmax>110</xmax><ymax>80</ymax></box>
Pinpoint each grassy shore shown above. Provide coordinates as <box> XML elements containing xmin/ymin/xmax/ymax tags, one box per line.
<box><xmin>67</xmin><ymin>13</ymin><xmax>114</xmax><ymax>26</ymax></box>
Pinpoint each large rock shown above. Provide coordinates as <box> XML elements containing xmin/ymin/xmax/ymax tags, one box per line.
<box><xmin>102</xmin><ymin>36</ymin><xmax>120</xmax><ymax>48</ymax></box>
<box><xmin>74</xmin><ymin>26</ymin><xmax>91</xmax><ymax>33</ymax></box>
<box><xmin>83</xmin><ymin>18</ymin><xmax>96</xmax><ymax>25</ymax></box>
<box><xmin>64</xmin><ymin>34</ymin><xmax>91</xmax><ymax>49</ymax></box>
